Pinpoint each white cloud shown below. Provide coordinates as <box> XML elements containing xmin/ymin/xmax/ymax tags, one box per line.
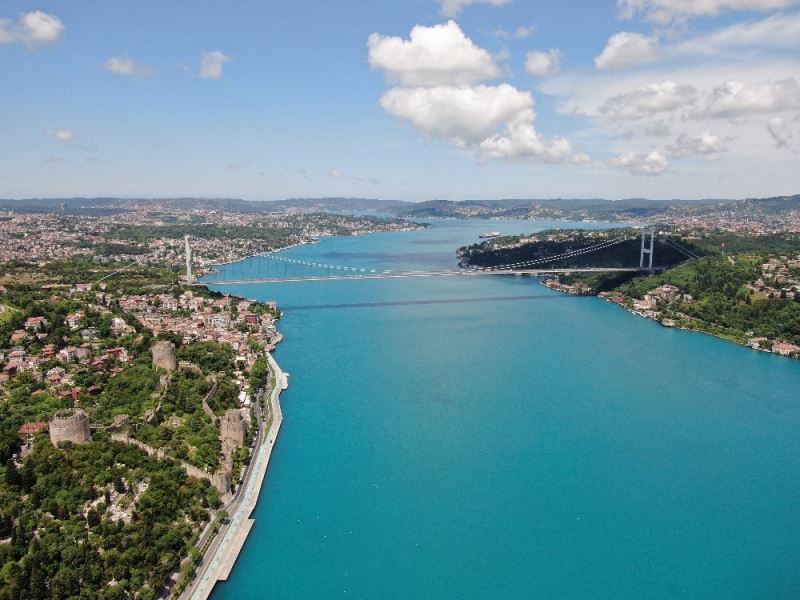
<box><xmin>667</xmin><ymin>130</ymin><xmax>727</xmax><ymax>159</ymax></box>
<box><xmin>199</xmin><ymin>51</ymin><xmax>231</xmax><ymax>79</ymax></box>
<box><xmin>767</xmin><ymin>116</ymin><xmax>793</xmax><ymax>147</ymax></box>
<box><xmin>368</xmin><ymin>21</ymin><xmax>500</xmax><ymax>86</ymax></box>
<box><xmin>698</xmin><ymin>77</ymin><xmax>800</xmax><ymax>118</ymax></box>
<box><xmin>380</xmin><ymin>84</ymin><xmax>587</xmax><ymax>164</ymax></box>
<box><xmin>594</xmin><ymin>32</ymin><xmax>660</xmax><ymax>71</ymax></box>
<box><xmin>438</xmin><ymin>0</ymin><xmax>511</xmax><ymax>17</ymax></box>
<box><xmin>525</xmin><ymin>49</ymin><xmax>563</xmax><ymax>77</ymax></box>
<box><xmin>103</xmin><ymin>56</ymin><xmax>156</xmax><ymax>78</ymax></box>
<box><xmin>371</xmin><ymin>22</ymin><xmax>587</xmax><ymax>167</ymax></box>
<box><xmin>479</xmin><ymin>120</ymin><xmax>590</xmax><ymax>163</ymax></box>
<box><xmin>617</xmin><ymin>0</ymin><xmax>800</xmax><ymax>23</ymax></box>
<box><xmin>380</xmin><ymin>84</ymin><xmax>533</xmax><ymax>145</ymax></box>
<box><xmin>49</xmin><ymin>129</ymin><xmax>74</xmax><ymax>142</ymax></box>
<box><xmin>0</xmin><ymin>10</ymin><xmax>64</xmax><ymax>46</ymax></box>
<box><xmin>608</xmin><ymin>150</ymin><xmax>669</xmax><ymax>175</ymax></box>
<box><xmin>324</xmin><ymin>169</ymin><xmax>344</xmax><ymax>179</ymax></box>
<box><xmin>600</xmin><ymin>80</ymin><xmax>698</xmax><ymax>120</ymax></box>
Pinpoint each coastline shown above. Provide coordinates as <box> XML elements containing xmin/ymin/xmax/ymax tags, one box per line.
<box><xmin>203</xmin><ymin>240</ymin><xmax>315</xmax><ymax>271</ymax></box>
<box><xmin>182</xmin><ymin>351</ymin><xmax>289</xmax><ymax>600</ymax></box>
<box><xmin>541</xmin><ymin>280</ymin><xmax>799</xmax><ymax>361</ymax></box>
<box><xmin>199</xmin><ymin>222</ymin><xmax>428</xmax><ymax>275</ymax></box>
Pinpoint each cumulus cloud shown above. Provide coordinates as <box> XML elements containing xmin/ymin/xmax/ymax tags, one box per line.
<box><xmin>0</xmin><ymin>10</ymin><xmax>64</xmax><ymax>46</ymax></box>
<box><xmin>525</xmin><ymin>49</ymin><xmax>563</xmax><ymax>77</ymax></box>
<box><xmin>371</xmin><ymin>22</ymin><xmax>587</xmax><ymax>166</ymax></box>
<box><xmin>380</xmin><ymin>84</ymin><xmax>533</xmax><ymax>146</ymax></box>
<box><xmin>594</xmin><ymin>32</ymin><xmax>659</xmax><ymax>71</ymax></box>
<box><xmin>667</xmin><ymin>131</ymin><xmax>727</xmax><ymax>159</ymax></box>
<box><xmin>103</xmin><ymin>56</ymin><xmax>156</xmax><ymax>78</ymax></box>
<box><xmin>608</xmin><ymin>150</ymin><xmax>669</xmax><ymax>175</ymax></box>
<box><xmin>324</xmin><ymin>169</ymin><xmax>344</xmax><ymax>179</ymax></box>
<box><xmin>479</xmin><ymin>120</ymin><xmax>590</xmax><ymax>163</ymax></box>
<box><xmin>767</xmin><ymin>116</ymin><xmax>794</xmax><ymax>147</ymax></box>
<box><xmin>380</xmin><ymin>84</ymin><xmax>587</xmax><ymax>164</ymax></box>
<box><xmin>199</xmin><ymin>51</ymin><xmax>231</xmax><ymax>79</ymax></box>
<box><xmin>49</xmin><ymin>129</ymin><xmax>74</xmax><ymax>142</ymax></box>
<box><xmin>368</xmin><ymin>21</ymin><xmax>500</xmax><ymax>86</ymax></box>
<box><xmin>600</xmin><ymin>80</ymin><xmax>697</xmax><ymax>120</ymax></box>
<box><xmin>617</xmin><ymin>0</ymin><xmax>800</xmax><ymax>23</ymax></box>
<box><xmin>438</xmin><ymin>0</ymin><xmax>511</xmax><ymax>17</ymax></box>
<box><xmin>698</xmin><ymin>77</ymin><xmax>800</xmax><ymax>118</ymax></box>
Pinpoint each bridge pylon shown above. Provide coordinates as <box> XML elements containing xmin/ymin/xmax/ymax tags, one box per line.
<box><xmin>184</xmin><ymin>235</ymin><xmax>194</xmax><ymax>285</ymax></box>
<box><xmin>640</xmin><ymin>228</ymin><xmax>655</xmax><ymax>271</ymax></box>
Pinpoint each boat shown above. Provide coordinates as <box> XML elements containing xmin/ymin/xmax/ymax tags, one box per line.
<box><xmin>479</xmin><ymin>231</ymin><xmax>501</xmax><ymax>239</ymax></box>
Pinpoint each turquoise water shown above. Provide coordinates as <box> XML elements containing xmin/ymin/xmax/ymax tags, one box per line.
<box><xmin>210</xmin><ymin>220</ymin><xmax>800</xmax><ymax>599</ymax></box>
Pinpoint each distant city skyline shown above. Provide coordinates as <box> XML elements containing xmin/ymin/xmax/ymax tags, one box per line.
<box><xmin>1</xmin><ymin>0</ymin><xmax>799</xmax><ymax>201</ymax></box>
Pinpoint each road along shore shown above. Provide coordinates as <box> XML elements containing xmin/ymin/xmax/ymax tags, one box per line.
<box><xmin>185</xmin><ymin>352</ymin><xmax>288</xmax><ymax>600</ymax></box>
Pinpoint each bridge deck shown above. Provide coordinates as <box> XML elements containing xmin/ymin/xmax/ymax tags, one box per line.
<box><xmin>199</xmin><ymin>267</ymin><xmax>661</xmax><ymax>285</ymax></box>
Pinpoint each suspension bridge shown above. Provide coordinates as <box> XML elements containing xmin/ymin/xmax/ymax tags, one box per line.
<box><xmin>186</xmin><ymin>228</ymin><xmax>671</xmax><ymax>286</ymax></box>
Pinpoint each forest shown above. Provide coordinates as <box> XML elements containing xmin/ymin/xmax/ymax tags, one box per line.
<box><xmin>0</xmin><ymin>435</ymin><xmax>219</xmax><ymax>600</ymax></box>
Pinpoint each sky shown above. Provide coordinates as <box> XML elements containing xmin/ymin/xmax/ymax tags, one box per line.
<box><xmin>1</xmin><ymin>0</ymin><xmax>799</xmax><ymax>201</ymax></box>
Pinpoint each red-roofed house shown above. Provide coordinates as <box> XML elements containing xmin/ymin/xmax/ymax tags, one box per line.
<box><xmin>18</xmin><ymin>422</ymin><xmax>48</xmax><ymax>439</ymax></box>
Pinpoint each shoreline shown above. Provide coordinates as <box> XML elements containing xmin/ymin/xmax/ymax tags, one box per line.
<box><xmin>203</xmin><ymin>240</ymin><xmax>315</xmax><ymax>270</ymax></box>
<box><xmin>200</xmin><ymin>222</ymin><xmax>428</xmax><ymax>274</ymax></box>
<box><xmin>541</xmin><ymin>280</ymin><xmax>799</xmax><ymax>361</ymax></box>
<box><xmin>182</xmin><ymin>352</ymin><xmax>289</xmax><ymax>600</ymax></box>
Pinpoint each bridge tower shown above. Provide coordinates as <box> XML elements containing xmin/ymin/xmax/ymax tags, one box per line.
<box><xmin>184</xmin><ymin>235</ymin><xmax>194</xmax><ymax>284</ymax></box>
<box><xmin>640</xmin><ymin>228</ymin><xmax>655</xmax><ymax>271</ymax></box>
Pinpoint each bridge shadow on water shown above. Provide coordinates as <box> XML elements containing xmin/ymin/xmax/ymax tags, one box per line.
<box><xmin>280</xmin><ymin>294</ymin><xmax>570</xmax><ymax>311</ymax></box>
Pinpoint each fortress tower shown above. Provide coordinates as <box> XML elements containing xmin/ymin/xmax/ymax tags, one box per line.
<box><xmin>220</xmin><ymin>409</ymin><xmax>247</xmax><ymax>447</ymax></box>
<box><xmin>49</xmin><ymin>408</ymin><xmax>91</xmax><ymax>446</ymax></box>
<box><xmin>151</xmin><ymin>340</ymin><xmax>177</xmax><ymax>371</ymax></box>
<box><xmin>212</xmin><ymin>469</ymin><xmax>232</xmax><ymax>495</ymax></box>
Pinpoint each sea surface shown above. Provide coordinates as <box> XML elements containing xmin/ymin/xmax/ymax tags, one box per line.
<box><xmin>208</xmin><ymin>219</ymin><xmax>800</xmax><ymax>599</ymax></box>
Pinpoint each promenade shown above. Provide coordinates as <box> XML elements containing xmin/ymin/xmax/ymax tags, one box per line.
<box><xmin>183</xmin><ymin>352</ymin><xmax>288</xmax><ymax>600</ymax></box>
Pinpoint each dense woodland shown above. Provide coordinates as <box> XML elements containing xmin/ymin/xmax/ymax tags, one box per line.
<box><xmin>458</xmin><ymin>229</ymin><xmax>693</xmax><ymax>270</ymax></box>
<box><xmin>0</xmin><ymin>436</ymin><xmax>219</xmax><ymax>600</ymax></box>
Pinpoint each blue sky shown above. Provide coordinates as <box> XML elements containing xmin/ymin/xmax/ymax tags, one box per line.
<box><xmin>1</xmin><ymin>0</ymin><xmax>799</xmax><ymax>201</ymax></box>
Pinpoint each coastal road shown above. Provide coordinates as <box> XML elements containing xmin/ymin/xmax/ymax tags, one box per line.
<box><xmin>180</xmin><ymin>403</ymin><xmax>265</xmax><ymax>600</ymax></box>
<box><xmin>181</xmin><ymin>394</ymin><xmax>265</xmax><ymax>599</ymax></box>
<box><xmin>183</xmin><ymin>357</ymin><xmax>286</xmax><ymax>600</ymax></box>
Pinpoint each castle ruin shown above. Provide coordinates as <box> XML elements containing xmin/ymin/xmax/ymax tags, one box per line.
<box><xmin>220</xmin><ymin>409</ymin><xmax>247</xmax><ymax>447</ymax></box>
<box><xmin>49</xmin><ymin>408</ymin><xmax>91</xmax><ymax>446</ymax></box>
<box><xmin>151</xmin><ymin>340</ymin><xmax>177</xmax><ymax>371</ymax></box>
